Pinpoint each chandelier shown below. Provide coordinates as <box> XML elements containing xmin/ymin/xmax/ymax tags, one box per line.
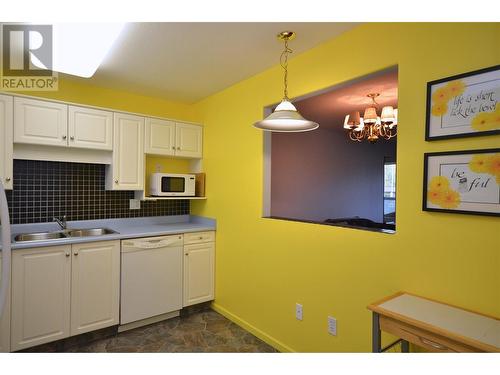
<box><xmin>343</xmin><ymin>93</ymin><xmax>398</xmax><ymax>143</ymax></box>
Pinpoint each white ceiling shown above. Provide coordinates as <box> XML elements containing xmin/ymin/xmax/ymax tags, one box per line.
<box><xmin>71</xmin><ymin>22</ymin><xmax>359</xmax><ymax>103</ymax></box>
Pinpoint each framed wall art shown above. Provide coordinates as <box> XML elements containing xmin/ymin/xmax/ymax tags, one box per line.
<box><xmin>425</xmin><ymin>65</ymin><xmax>500</xmax><ymax>140</ymax></box>
<box><xmin>423</xmin><ymin>149</ymin><xmax>500</xmax><ymax>217</ymax></box>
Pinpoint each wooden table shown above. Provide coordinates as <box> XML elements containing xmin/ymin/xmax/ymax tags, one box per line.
<box><xmin>367</xmin><ymin>292</ymin><xmax>500</xmax><ymax>353</ymax></box>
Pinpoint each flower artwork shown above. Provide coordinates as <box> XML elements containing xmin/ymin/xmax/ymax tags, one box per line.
<box><xmin>423</xmin><ymin>150</ymin><xmax>500</xmax><ymax>216</ymax></box>
<box><xmin>471</xmin><ymin>103</ymin><xmax>500</xmax><ymax>132</ymax></box>
<box><xmin>426</xmin><ymin>65</ymin><xmax>500</xmax><ymax>140</ymax></box>
<box><xmin>427</xmin><ymin>176</ymin><xmax>461</xmax><ymax>209</ymax></box>
<box><xmin>430</xmin><ymin>80</ymin><xmax>465</xmax><ymax>116</ymax></box>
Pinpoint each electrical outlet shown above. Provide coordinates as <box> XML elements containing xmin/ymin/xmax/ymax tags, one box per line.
<box><xmin>296</xmin><ymin>303</ymin><xmax>303</xmax><ymax>321</ymax></box>
<box><xmin>328</xmin><ymin>316</ymin><xmax>337</xmax><ymax>336</ymax></box>
<box><xmin>129</xmin><ymin>199</ymin><xmax>141</xmax><ymax>210</ymax></box>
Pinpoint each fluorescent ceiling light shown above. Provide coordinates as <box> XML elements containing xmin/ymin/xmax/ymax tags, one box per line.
<box><xmin>33</xmin><ymin>23</ymin><xmax>125</xmax><ymax>78</ymax></box>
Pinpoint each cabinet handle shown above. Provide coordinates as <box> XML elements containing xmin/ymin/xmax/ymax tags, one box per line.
<box><xmin>73</xmin><ymin>251</ymin><xmax>79</xmax><ymax>256</ymax></box>
<box><xmin>198</xmin><ymin>236</ymin><xmax>203</xmax><ymax>240</ymax></box>
<box><xmin>62</xmin><ymin>135</ymin><xmax>67</xmax><ymax>140</ymax></box>
<box><xmin>177</xmin><ymin>146</ymin><xmax>181</xmax><ymax>150</ymax></box>
<box><xmin>114</xmin><ymin>180</ymin><xmax>119</xmax><ymax>184</ymax></box>
<box><xmin>172</xmin><ymin>146</ymin><xmax>175</xmax><ymax>150</ymax></box>
<box><xmin>70</xmin><ymin>136</ymin><xmax>74</xmax><ymax>141</ymax></box>
<box><xmin>5</xmin><ymin>177</ymin><xmax>10</xmax><ymax>182</ymax></box>
<box><xmin>419</xmin><ymin>337</ymin><xmax>447</xmax><ymax>350</ymax></box>
<box><xmin>185</xmin><ymin>253</ymin><xmax>189</xmax><ymax>256</ymax></box>
<box><xmin>65</xmin><ymin>251</ymin><xmax>70</xmax><ymax>257</ymax></box>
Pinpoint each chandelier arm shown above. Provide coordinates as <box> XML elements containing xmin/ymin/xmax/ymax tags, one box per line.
<box><xmin>349</xmin><ymin>131</ymin><xmax>358</xmax><ymax>141</ymax></box>
<box><xmin>355</xmin><ymin>128</ymin><xmax>365</xmax><ymax>141</ymax></box>
<box><xmin>379</xmin><ymin>124</ymin><xmax>387</xmax><ymax>137</ymax></box>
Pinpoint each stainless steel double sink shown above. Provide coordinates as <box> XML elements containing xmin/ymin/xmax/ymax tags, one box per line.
<box><xmin>14</xmin><ymin>228</ymin><xmax>118</xmax><ymax>243</ymax></box>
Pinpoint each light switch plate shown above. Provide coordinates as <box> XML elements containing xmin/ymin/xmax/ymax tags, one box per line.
<box><xmin>328</xmin><ymin>316</ymin><xmax>337</xmax><ymax>336</ymax></box>
<box><xmin>129</xmin><ymin>199</ymin><xmax>141</xmax><ymax>210</ymax></box>
<box><xmin>296</xmin><ymin>303</ymin><xmax>303</xmax><ymax>321</ymax></box>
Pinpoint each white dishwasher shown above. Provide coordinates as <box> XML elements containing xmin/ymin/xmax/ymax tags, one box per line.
<box><xmin>120</xmin><ymin>234</ymin><xmax>183</xmax><ymax>327</ymax></box>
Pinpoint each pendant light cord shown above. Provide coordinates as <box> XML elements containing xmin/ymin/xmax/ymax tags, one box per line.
<box><xmin>280</xmin><ymin>38</ymin><xmax>292</xmax><ymax>100</ymax></box>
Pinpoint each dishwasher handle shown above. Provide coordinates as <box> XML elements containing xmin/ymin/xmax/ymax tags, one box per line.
<box><xmin>122</xmin><ymin>236</ymin><xmax>183</xmax><ymax>251</ymax></box>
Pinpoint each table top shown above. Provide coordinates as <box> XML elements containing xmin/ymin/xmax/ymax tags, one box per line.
<box><xmin>368</xmin><ymin>292</ymin><xmax>500</xmax><ymax>352</ymax></box>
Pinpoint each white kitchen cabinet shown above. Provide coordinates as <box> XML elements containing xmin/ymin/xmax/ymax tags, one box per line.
<box><xmin>68</xmin><ymin>106</ymin><xmax>113</xmax><ymax>150</ymax></box>
<box><xmin>0</xmin><ymin>95</ymin><xmax>13</xmax><ymax>189</ymax></box>
<box><xmin>107</xmin><ymin>113</ymin><xmax>144</xmax><ymax>190</ymax></box>
<box><xmin>183</xmin><ymin>235</ymin><xmax>215</xmax><ymax>307</ymax></box>
<box><xmin>144</xmin><ymin>118</ymin><xmax>176</xmax><ymax>156</ymax></box>
<box><xmin>144</xmin><ymin>119</ymin><xmax>202</xmax><ymax>158</ymax></box>
<box><xmin>71</xmin><ymin>240</ymin><xmax>120</xmax><ymax>336</ymax></box>
<box><xmin>175</xmin><ymin>122</ymin><xmax>203</xmax><ymax>158</ymax></box>
<box><xmin>11</xmin><ymin>245</ymin><xmax>72</xmax><ymax>351</ymax></box>
<box><xmin>14</xmin><ymin>97</ymin><xmax>68</xmax><ymax>147</ymax></box>
<box><xmin>0</xmin><ymin>254</ymin><xmax>11</xmax><ymax>353</ymax></box>
<box><xmin>11</xmin><ymin>240</ymin><xmax>121</xmax><ymax>351</ymax></box>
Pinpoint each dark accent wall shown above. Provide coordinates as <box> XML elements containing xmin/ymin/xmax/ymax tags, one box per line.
<box><xmin>271</xmin><ymin>127</ymin><xmax>396</xmax><ymax>223</ymax></box>
<box><xmin>5</xmin><ymin>160</ymin><xmax>189</xmax><ymax>224</ymax></box>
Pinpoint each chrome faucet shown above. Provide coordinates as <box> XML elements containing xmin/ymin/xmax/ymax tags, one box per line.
<box><xmin>53</xmin><ymin>215</ymin><xmax>67</xmax><ymax>230</ymax></box>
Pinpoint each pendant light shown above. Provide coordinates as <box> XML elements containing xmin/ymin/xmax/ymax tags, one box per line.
<box><xmin>253</xmin><ymin>31</ymin><xmax>319</xmax><ymax>132</ymax></box>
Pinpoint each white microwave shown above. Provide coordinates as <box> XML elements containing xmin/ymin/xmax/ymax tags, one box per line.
<box><xmin>149</xmin><ymin>173</ymin><xmax>196</xmax><ymax>197</ymax></box>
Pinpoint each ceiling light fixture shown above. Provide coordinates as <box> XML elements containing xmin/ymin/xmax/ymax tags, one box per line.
<box><xmin>343</xmin><ymin>93</ymin><xmax>398</xmax><ymax>143</ymax></box>
<box><xmin>253</xmin><ymin>31</ymin><xmax>319</xmax><ymax>132</ymax></box>
<box><xmin>31</xmin><ymin>23</ymin><xmax>126</xmax><ymax>78</ymax></box>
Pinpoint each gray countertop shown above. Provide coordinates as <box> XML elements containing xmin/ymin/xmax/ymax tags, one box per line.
<box><xmin>0</xmin><ymin>215</ymin><xmax>216</xmax><ymax>250</ymax></box>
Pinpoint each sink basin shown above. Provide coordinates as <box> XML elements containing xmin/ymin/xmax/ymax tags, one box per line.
<box><xmin>14</xmin><ymin>231</ymin><xmax>68</xmax><ymax>242</ymax></box>
<box><xmin>66</xmin><ymin>228</ymin><xmax>117</xmax><ymax>237</ymax></box>
<box><xmin>14</xmin><ymin>228</ymin><xmax>118</xmax><ymax>242</ymax></box>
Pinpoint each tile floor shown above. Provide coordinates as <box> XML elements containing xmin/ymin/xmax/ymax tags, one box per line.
<box><xmin>24</xmin><ymin>309</ymin><xmax>277</xmax><ymax>353</ymax></box>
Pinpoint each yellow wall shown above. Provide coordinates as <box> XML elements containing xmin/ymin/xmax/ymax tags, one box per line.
<box><xmin>191</xmin><ymin>23</ymin><xmax>500</xmax><ymax>352</ymax></box>
<box><xmin>13</xmin><ymin>76</ymin><xmax>201</xmax><ymax>123</ymax></box>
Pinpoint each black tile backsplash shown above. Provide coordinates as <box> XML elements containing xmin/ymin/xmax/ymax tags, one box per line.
<box><xmin>5</xmin><ymin>160</ymin><xmax>190</xmax><ymax>224</ymax></box>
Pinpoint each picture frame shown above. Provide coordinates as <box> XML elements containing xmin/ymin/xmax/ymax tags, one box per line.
<box><xmin>423</xmin><ymin>148</ymin><xmax>500</xmax><ymax>217</ymax></box>
<box><xmin>425</xmin><ymin>65</ymin><xmax>500</xmax><ymax>141</ymax></box>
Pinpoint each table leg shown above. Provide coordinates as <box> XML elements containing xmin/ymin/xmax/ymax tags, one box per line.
<box><xmin>372</xmin><ymin>312</ymin><xmax>381</xmax><ymax>353</ymax></box>
<box><xmin>401</xmin><ymin>339</ymin><xmax>410</xmax><ymax>353</ymax></box>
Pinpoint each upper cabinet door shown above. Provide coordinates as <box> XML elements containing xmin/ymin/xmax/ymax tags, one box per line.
<box><xmin>0</xmin><ymin>95</ymin><xmax>13</xmax><ymax>189</ymax></box>
<box><xmin>68</xmin><ymin>106</ymin><xmax>113</xmax><ymax>150</ymax></box>
<box><xmin>144</xmin><ymin>117</ymin><xmax>175</xmax><ymax>156</ymax></box>
<box><xmin>70</xmin><ymin>240</ymin><xmax>120</xmax><ymax>336</ymax></box>
<box><xmin>111</xmin><ymin>113</ymin><xmax>144</xmax><ymax>190</ymax></box>
<box><xmin>175</xmin><ymin>122</ymin><xmax>202</xmax><ymax>158</ymax></box>
<box><xmin>14</xmin><ymin>97</ymin><xmax>68</xmax><ymax>147</ymax></box>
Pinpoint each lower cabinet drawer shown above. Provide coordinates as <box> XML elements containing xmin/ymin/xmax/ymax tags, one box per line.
<box><xmin>379</xmin><ymin>316</ymin><xmax>479</xmax><ymax>353</ymax></box>
<box><xmin>184</xmin><ymin>231</ymin><xmax>215</xmax><ymax>244</ymax></box>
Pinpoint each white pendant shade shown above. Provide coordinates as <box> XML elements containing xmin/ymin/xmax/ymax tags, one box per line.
<box><xmin>253</xmin><ymin>100</ymin><xmax>319</xmax><ymax>132</ymax></box>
